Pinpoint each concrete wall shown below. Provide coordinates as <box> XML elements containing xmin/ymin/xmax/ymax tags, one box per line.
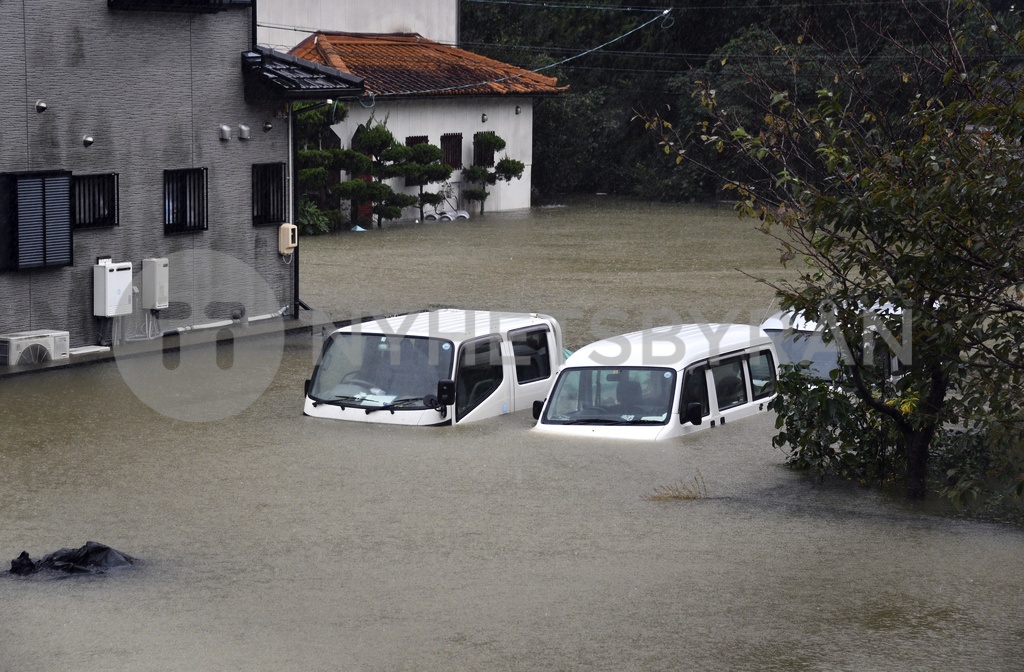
<box><xmin>334</xmin><ymin>97</ymin><xmax>534</xmax><ymax>219</ymax></box>
<box><xmin>0</xmin><ymin>2</ymin><xmax>292</xmax><ymax>348</ymax></box>
<box><xmin>258</xmin><ymin>0</ymin><xmax>459</xmax><ymax>50</ymax></box>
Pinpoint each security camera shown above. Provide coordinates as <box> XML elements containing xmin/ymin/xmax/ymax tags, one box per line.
<box><xmin>83</xmin><ymin>136</ymin><xmax>94</xmax><ymax>147</ymax></box>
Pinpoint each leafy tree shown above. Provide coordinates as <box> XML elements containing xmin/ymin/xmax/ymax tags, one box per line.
<box><xmin>334</xmin><ymin>121</ymin><xmax>419</xmax><ymax>228</ymax></box>
<box><xmin>463</xmin><ymin>131</ymin><xmax>525</xmax><ymax>216</ymax></box>
<box><xmin>639</xmin><ymin>1</ymin><xmax>1024</xmax><ymax>502</ymax></box>
<box><xmin>295</xmin><ymin>101</ymin><xmax>350</xmax><ymax>235</ymax></box>
<box><xmin>398</xmin><ymin>142</ymin><xmax>454</xmax><ymax>223</ymax></box>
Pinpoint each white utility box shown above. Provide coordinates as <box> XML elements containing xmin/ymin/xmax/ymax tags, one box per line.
<box><xmin>142</xmin><ymin>257</ymin><xmax>169</xmax><ymax>310</ymax></box>
<box><xmin>93</xmin><ymin>261</ymin><xmax>133</xmax><ymax>317</ymax></box>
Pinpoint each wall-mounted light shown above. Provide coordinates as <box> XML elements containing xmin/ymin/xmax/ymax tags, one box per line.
<box><xmin>515</xmin><ymin>105</ymin><xmax>521</xmax><ymax>115</ymax></box>
<box><xmin>481</xmin><ymin>113</ymin><xmax>488</xmax><ymax>123</ymax></box>
<box><xmin>262</xmin><ymin>121</ymin><xmax>273</xmax><ymax>133</ymax></box>
<box><xmin>219</xmin><ymin>125</ymin><xmax>231</xmax><ymax>141</ymax></box>
<box><xmin>239</xmin><ymin>124</ymin><xmax>251</xmax><ymax>140</ymax></box>
<box><xmin>35</xmin><ymin>100</ymin><xmax>47</xmax><ymax>113</ymax></box>
<box><xmin>82</xmin><ymin>135</ymin><xmax>94</xmax><ymax>147</ymax></box>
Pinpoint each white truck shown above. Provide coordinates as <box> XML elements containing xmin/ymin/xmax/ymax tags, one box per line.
<box><xmin>532</xmin><ymin>323</ymin><xmax>779</xmax><ymax>440</ymax></box>
<box><xmin>304</xmin><ymin>309</ymin><xmax>564</xmax><ymax>426</ymax></box>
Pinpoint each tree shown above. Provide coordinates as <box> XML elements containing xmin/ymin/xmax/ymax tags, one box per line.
<box><xmin>295</xmin><ymin>101</ymin><xmax>351</xmax><ymax>235</ymax></box>
<box><xmin>335</xmin><ymin>121</ymin><xmax>419</xmax><ymax>228</ymax></box>
<box><xmin>462</xmin><ymin>131</ymin><xmax>525</xmax><ymax>216</ymax></box>
<box><xmin>399</xmin><ymin>142</ymin><xmax>454</xmax><ymax>223</ymax></box>
<box><xmin>639</xmin><ymin>1</ymin><xmax>1024</xmax><ymax>502</ymax></box>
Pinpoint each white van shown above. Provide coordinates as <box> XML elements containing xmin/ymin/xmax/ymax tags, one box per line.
<box><xmin>532</xmin><ymin>323</ymin><xmax>778</xmax><ymax>440</ymax></box>
<box><xmin>760</xmin><ymin>308</ymin><xmax>907</xmax><ymax>381</ymax></box>
<box><xmin>304</xmin><ymin>309</ymin><xmax>564</xmax><ymax>426</ymax></box>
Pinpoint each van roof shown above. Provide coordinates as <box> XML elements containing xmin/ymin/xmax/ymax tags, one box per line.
<box><xmin>336</xmin><ymin>309</ymin><xmax>553</xmax><ymax>343</ymax></box>
<box><xmin>564</xmin><ymin>323</ymin><xmax>773</xmax><ymax>370</ymax></box>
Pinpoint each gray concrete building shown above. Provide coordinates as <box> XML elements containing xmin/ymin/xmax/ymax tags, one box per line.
<box><xmin>0</xmin><ymin>0</ymin><xmax>361</xmax><ymax>360</ymax></box>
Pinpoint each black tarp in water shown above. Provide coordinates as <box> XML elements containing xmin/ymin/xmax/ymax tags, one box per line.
<box><xmin>9</xmin><ymin>541</ymin><xmax>136</xmax><ymax>576</ymax></box>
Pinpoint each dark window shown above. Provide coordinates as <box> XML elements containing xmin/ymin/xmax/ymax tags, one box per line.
<box><xmin>441</xmin><ymin>133</ymin><xmax>463</xmax><ymax>169</ymax></box>
<box><xmin>73</xmin><ymin>173</ymin><xmax>119</xmax><ymax>229</ymax></box>
<box><xmin>510</xmin><ymin>327</ymin><xmax>551</xmax><ymax>384</ymax></box>
<box><xmin>252</xmin><ymin>163</ymin><xmax>286</xmax><ymax>226</ymax></box>
<box><xmin>748</xmin><ymin>350</ymin><xmax>776</xmax><ymax>400</ymax></box>
<box><xmin>164</xmin><ymin>168</ymin><xmax>208</xmax><ymax>234</ymax></box>
<box><xmin>711</xmin><ymin>357</ymin><xmax>748</xmax><ymax>410</ymax></box>
<box><xmin>456</xmin><ymin>336</ymin><xmax>504</xmax><ymax>421</ymax></box>
<box><xmin>0</xmin><ymin>172</ymin><xmax>72</xmax><ymax>270</ymax></box>
<box><xmin>680</xmin><ymin>364</ymin><xmax>709</xmax><ymax>422</ymax></box>
<box><xmin>473</xmin><ymin>131</ymin><xmax>496</xmax><ymax>168</ymax></box>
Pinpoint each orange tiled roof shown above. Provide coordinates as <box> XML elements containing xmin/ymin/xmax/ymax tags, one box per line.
<box><xmin>289</xmin><ymin>32</ymin><xmax>566</xmax><ymax>98</ymax></box>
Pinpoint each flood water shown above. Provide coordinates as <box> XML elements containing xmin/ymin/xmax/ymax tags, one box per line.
<box><xmin>2</xmin><ymin>199</ymin><xmax>1023</xmax><ymax>671</ymax></box>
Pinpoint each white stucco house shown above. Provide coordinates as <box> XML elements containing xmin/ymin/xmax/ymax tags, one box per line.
<box><xmin>256</xmin><ymin>0</ymin><xmax>564</xmax><ymax>219</ymax></box>
<box><xmin>289</xmin><ymin>32</ymin><xmax>565</xmax><ymax>218</ymax></box>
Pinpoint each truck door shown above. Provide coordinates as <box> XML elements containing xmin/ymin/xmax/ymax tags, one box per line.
<box><xmin>507</xmin><ymin>326</ymin><xmax>555</xmax><ymax>413</ymax></box>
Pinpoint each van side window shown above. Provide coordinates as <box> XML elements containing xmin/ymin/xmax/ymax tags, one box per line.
<box><xmin>510</xmin><ymin>327</ymin><xmax>551</xmax><ymax>384</ymax></box>
<box><xmin>748</xmin><ymin>350</ymin><xmax>776</xmax><ymax>400</ymax></box>
<box><xmin>680</xmin><ymin>364</ymin><xmax>709</xmax><ymax>421</ymax></box>
<box><xmin>456</xmin><ymin>337</ymin><xmax>504</xmax><ymax>421</ymax></box>
<box><xmin>711</xmin><ymin>357</ymin><xmax>748</xmax><ymax>410</ymax></box>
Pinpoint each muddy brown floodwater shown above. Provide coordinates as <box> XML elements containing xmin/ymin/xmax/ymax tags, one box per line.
<box><xmin>2</xmin><ymin>198</ymin><xmax>1023</xmax><ymax>671</ymax></box>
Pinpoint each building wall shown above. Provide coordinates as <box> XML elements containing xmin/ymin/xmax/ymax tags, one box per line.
<box><xmin>258</xmin><ymin>0</ymin><xmax>459</xmax><ymax>50</ymax></box>
<box><xmin>335</xmin><ymin>98</ymin><xmax>534</xmax><ymax>219</ymax></box>
<box><xmin>0</xmin><ymin>1</ymin><xmax>293</xmax><ymax>348</ymax></box>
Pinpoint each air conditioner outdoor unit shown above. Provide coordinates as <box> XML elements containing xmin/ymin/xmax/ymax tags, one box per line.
<box><xmin>0</xmin><ymin>330</ymin><xmax>71</xmax><ymax>366</ymax></box>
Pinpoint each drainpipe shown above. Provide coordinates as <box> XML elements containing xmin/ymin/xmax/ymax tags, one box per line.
<box><xmin>251</xmin><ymin>0</ymin><xmax>258</xmax><ymax>51</ymax></box>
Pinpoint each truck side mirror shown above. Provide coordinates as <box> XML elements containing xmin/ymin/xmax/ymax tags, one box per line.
<box><xmin>533</xmin><ymin>399</ymin><xmax>545</xmax><ymax>420</ymax></box>
<box><xmin>683</xmin><ymin>402</ymin><xmax>703</xmax><ymax>426</ymax></box>
<box><xmin>436</xmin><ymin>379</ymin><xmax>456</xmax><ymax>406</ymax></box>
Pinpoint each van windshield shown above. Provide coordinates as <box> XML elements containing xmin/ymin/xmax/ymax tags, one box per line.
<box><xmin>542</xmin><ymin>367</ymin><xmax>676</xmax><ymax>425</ymax></box>
<box><xmin>309</xmin><ymin>333</ymin><xmax>455</xmax><ymax>409</ymax></box>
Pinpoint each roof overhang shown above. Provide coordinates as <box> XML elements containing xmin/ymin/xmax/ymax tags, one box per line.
<box><xmin>242</xmin><ymin>46</ymin><xmax>364</xmax><ymax>103</ymax></box>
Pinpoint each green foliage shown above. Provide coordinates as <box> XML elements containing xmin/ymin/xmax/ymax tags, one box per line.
<box><xmin>462</xmin><ymin>132</ymin><xmax>523</xmax><ymax>215</ymax></box>
<box><xmin>336</xmin><ymin>121</ymin><xmax>453</xmax><ymax>226</ymax></box>
<box><xmin>640</xmin><ymin>2</ymin><xmax>1024</xmax><ymax>503</ymax></box>
<box><xmin>294</xmin><ymin>101</ymin><xmax>349</xmax><ymax>235</ymax></box>
<box><xmin>297</xmin><ymin>198</ymin><xmax>332</xmax><ymax>236</ymax></box>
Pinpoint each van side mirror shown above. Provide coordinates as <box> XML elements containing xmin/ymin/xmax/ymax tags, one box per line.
<box><xmin>683</xmin><ymin>402</ymin><xmax>703</xmax><ymax>426</ymax></box>
<box><xmin>533</xmin><ymin>399</ymin><xmax>545</xmax><ymax>420</ymax></box>
<box><xmin>436</xmin><ymin>379</ymin><xmax>456</xmax><ymax>406</ymax></box>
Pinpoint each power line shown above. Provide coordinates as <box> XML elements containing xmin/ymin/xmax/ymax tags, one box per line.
<box><xmin>383</xmin><ymin>8</ymin><xmax>674</xmax><ymax>97</ymax></box>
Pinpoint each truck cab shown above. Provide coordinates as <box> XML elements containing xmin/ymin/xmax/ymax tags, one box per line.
<box><xmin>304</xmin><ymin>309</ymin><xmax>564</xmax><ymax>426</ymax></box>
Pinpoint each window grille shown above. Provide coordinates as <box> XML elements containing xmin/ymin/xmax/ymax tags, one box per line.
<box><xmin>164</xmin><ymin>168</ymin><xmax>208</xmax><ymax>234</ymax></box>
<box><xmin>473</xmin><ymin>131</ymin><xmax>496</xmax><ymax>168</ymax></box>
<box><xmin>441</xmin><ymin>133</ymin><xmax>463</xmax><ymax>169</ymax></box>
<box><xmin>0</xmin><ymin>172</ymin><xmax>73</xmax><ymax>270</ymax></box>
<box><xmin>252</xmin><ymin>163</ymin><xmax>286</xmax><ymax>226</ymax></box>
<box><xmin>73</xmin><ymin>173</ymin><xmax>119</xmax><ymax>229</ymax></box>
<box><xmin>405</xmin><ymin>135</ymin><xmax>428</xmax><ymax>147</ymax></box>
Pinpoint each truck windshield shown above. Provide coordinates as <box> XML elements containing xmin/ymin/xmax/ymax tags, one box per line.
<box><xmin>309</xmin><ymin>333</ymin><xmax>455</xmax><ymax>409</ymax></box>
<box><xmin>542</xmin><ymin>367</ymin><xmax>676</xmax><ymax>425</ymax></box>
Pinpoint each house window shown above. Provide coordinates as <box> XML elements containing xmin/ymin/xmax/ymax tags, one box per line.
<box><xmin>252</xmin><ymin>163</ymin><xmax>286</xmax><ymax>226</ymax></box>
<box><xmin>73</xmin><ymin>173</ymin><xmax>119</xmax><ymax>229</ymax></box>
<box><xmin>441</xmin><ymin>133</ymin><xmax>463</xmax><ymax>169</ymax></box>
<box><xmin>164</xmin><ymin>168</ymin><xmax>208</xmax><ymax>234</ymax></box>
<box><xmin>405</xmin><ymin>135</ymin><xmax>428</xmax><ymax>147</ymax></box>
<box><xmin>0</xmin><ymin>171</ymin><xmax>73</xmax><ymax>271</ymax></box>
<box><xmin>473</xmin><ymin>131</ymin><xmax>496</xmax><ymax>168</ymax></box>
